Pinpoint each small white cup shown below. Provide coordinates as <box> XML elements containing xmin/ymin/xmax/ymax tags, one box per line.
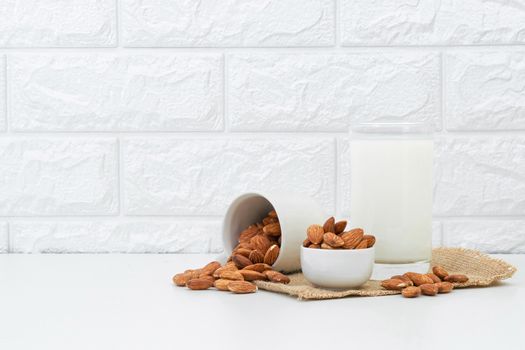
<box><xmin>222</xmin><ymin>191</ymin><xmax>326</xmax><ymax>272</ymax></box>
<box><xmin>301</xmin><ymin>246</ymin><xmax>375</xmax><ymax>289</ymax></box>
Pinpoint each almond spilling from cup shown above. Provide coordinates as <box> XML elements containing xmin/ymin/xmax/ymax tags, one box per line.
<box><xmin>171</xmin><ymin>209</ymin><xmax>290</xmax><ymax>294</ymax></box>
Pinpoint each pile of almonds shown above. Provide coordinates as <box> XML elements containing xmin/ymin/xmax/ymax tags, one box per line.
<box><xmin>381</xmin><ymin>265</ymin><xmax>469</xmax><ymax>298</ymax></box>
<box><xmin>172</xmin><ymin>210</ymin><xmax>290</xmax><ymax>294</ymax></box>
<box><xmin>303</xmin><ymin>217</ymin><xmax>375</xmax><ymax>250</ymax></box>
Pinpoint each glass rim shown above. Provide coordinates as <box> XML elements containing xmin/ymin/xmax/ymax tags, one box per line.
<box><xmin>350</xmin><ymin>121</ymin><xmax>434</xmax><ymax>134</ymax></box>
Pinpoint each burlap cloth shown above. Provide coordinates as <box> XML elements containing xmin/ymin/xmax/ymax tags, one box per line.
<box><xmin>255</xmin><ymin>247</ymin><xmax>517</xmax><ymax>300</ymax></box>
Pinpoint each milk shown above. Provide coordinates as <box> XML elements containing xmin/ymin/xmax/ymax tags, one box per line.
<box><xmin>350</xmin><ymin>139</ymin><xmax>433</xmax><ymax>264</ymax></box>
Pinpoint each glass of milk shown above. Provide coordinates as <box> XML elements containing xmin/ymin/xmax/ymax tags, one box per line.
<box><xmin>349</xmin><ymin>122</ymin><xmax>433</xmax><ymax>279</ymax></box>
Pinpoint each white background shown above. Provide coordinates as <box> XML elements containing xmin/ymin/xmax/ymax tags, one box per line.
<box><xmin>0</xmin><ymin>0</ymin><xmax>524</xmax><ymax>254</ymax></box>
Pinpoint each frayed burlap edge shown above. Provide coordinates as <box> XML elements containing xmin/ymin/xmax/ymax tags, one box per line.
<box><xmin>255</xmin><ymin>247</ymin><xmax>517</xmax><ymax>300</ymax></box>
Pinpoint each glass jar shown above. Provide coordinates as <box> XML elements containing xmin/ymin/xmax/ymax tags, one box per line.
<box><xmin>349</xmin><ymin>122</ymin><xmax>433</xmax><ymax>279</ymax></box>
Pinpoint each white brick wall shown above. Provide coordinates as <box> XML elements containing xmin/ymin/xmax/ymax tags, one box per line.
<box><xmin>10</xmin><ymin>54</ymin><xmax>223</xmax><ymax>131</ymax></box>
<box><xmin>0</xmin><ymin>0</ymin><xmax>116</xmax><ymax>47</ymax></box>
<box><xmin>228</xmin><ymin>53</ymin><xmax>440</xmax><ymax>131</ymax></box>
<box><xmin>0</xmin><ymin>0</ymin><xmax>523</xmax><ymax>254</ymax></box>
<box><xmin>122</xmin><ymin>0</ymin><xmax>335</xmax><ymax>47</ymax></box>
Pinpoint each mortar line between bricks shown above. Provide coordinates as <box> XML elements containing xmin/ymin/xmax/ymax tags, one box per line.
<box><xmin>441</xmin><ymin>51</ymin><xmax>446</xmax><ymax>131</ymax></box>
<box><xmin>0</xmin><ymin>132</ymin><xmax>348</xmax><ymax>138</ymax></box>
<box><xmin>4</xmin><ymin>131</ymin><xmax>525</xmax><ymax>138</ymax></box>
<box><xmin>434</xmin><ymin>215</ymin><xmax>525</xmax><ymax>221</ymax></box>
<box><xmin>223</xmin><ymin>51</ymin><xmax>229</xmax><ymax>132</ymax></box>
<box><xmin>0</xmin><ymin>45</ymin><xmax>525</xmax><ymax>54</ymax></box>
<box><xmin>5</xmin><ymin>215</ymin><xmax>525</xmax><ymax>222</ymax></box>
<box><xmin>333</xmin><ymin>138</ymin><xmax>339</xmax><ymax>217</ymax></box>
<box><xmin>334</xmin><ymin>0</ymin><xmax>340</xmax><ymax>48</ymax></box>
<box><xmin>115</xmin><ymin>0</ymin><xmax>121</xmax><ymax>48</ymax></box>
<box><xmin>4</xmin><ymin>215</ymin><xmax>224</xmax><ymax>221</ymax></box>
<box><xmin>2</xmin><ymin>55</ymin><xmax>6</xmax><ymax>133</ymax></box>
<box><xmin>117</xmin><ymin>138</ymin><xmax>123</xmax><ymax>217</ymax></box>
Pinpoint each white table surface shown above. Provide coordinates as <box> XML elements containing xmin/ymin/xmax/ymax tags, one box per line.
<box><xmin>0</xmin><ymin>254</ymin><xmax>523</xmax><ymax>350</ymax></box>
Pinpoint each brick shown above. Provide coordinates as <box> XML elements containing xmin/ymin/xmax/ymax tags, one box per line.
<box><xmin>123</xmin><ymin>0</ymin><xmax>334</xmax><ymax>47</ymax></box>
<box><xmin>0</xmin><ymin>138</ymin><xmax>118</xmax><ymax>215</ymax></box>
<box><xmin>0</xmin><ymin>56</ymin><xmax>4</xmax><ymax>131</ymax></box>
<box><xmin>435</xmin><ymin>137</ymin><xmax>525</xmax><ymax>215</ymax></box>
<box><xmin>10</xmin><ymin>220</ymin><xmax>223</xmax><ymax>253</ymax></box>
<box><xmin>123</xmin><ymin>137</ymin><xmax>335</xmax><ymax>215</ymax></box>
<box><xmin>341</xmin><ymin>0</ymin><xmax>525</xmax><ymax>45</ymax></box>
<box><xmin>9</xmin><ymin>54</ymin><xmax>223</xmax><ymax>131</ymax></box>
<box><xmin>443</xmin><ymin>220</ymin><xmax>525</xmax><ymax>253</ymax></box>
<box><xmin>0</xmin><ymin>0</ymin><xmax>115</xmax><ymax>47</ymax></box>
<box><xmin>432</xmin><ymin>221</ymin><xmax>442</xmax><ymax>248</ymax></box>
<box><xmin>228</xmin><ymin>53</ymin><xmax>440</xmax><ymax>131</ymax></box>
<box><xmin>445</xmin><ymin>52</ymin><xmax>525</xmax><ymax>130</ymax></box>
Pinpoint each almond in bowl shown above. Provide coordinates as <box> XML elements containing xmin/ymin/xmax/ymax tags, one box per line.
<box><xmin>300</xmin><ymin>217</ymin><xmax>375</xmax><ymax>289</ymax></box>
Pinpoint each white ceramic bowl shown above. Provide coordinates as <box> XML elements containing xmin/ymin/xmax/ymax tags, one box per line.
<box><xmin>300</xmin><ymin>246</ymin><xmax>375</xmax><ymax>289</ymax></box>
<box><xmin>222</xmin><ymin>191</ymin><xmax>326</xmax><ymax>273</ymax></box>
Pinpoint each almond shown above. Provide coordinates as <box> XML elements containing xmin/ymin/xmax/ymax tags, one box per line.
<box><xmin>391</xmin><ymin>275</ymin><xmax>413</xmax><ymax>286</ymax></box>
<box><xmin>302</xmin><ymin>238</ymin><xmax>311</xmax><ymax>247</ymax></box>
<box><xmin>198</xmin><ymin>275</ymin><xmax>216</xmax><ymax>283</ymax></box>
<box><xmin>232</xmin><ymin>254</ymin><xmax>253</xmax><ymax>269</ymax></box>
<box><xmin>355</xmin><ymin>240</ymin><xmax>369</xmax><ymax>249</ymax></box>
<box><xmin>334</xmin><ymin>220</ymin><xmax>347</xmax><ymax>234</ymax></box>
<box><xmin>213</xmin><ymin>264</ymin><xmax>237</xmax><ymax>278</ymax></box>
<box><xmin>263</xmin><ymin>222</ymin><xmax>281</xmax><ymax>237</ymax></box>
<box><xmin>309</xmin><ymin>244</ymin><xmax>321</xmax><ymax>249</ymax></box>
<box><xmin>381</xmin><ymin>279</ymin><xmax>408</xmax><ymax>291</ymax></box>
<box><xmin>264</xmin><ymin>270</ymin><xmax>290</xmax><ymax>284</ymax></box>
<box><xmin>172</xmin><ymin>273</ymin><xmax>191</xmax><ymax>286</ymax></box>
<box><xmin>228</xmin><ymin>281</ymin><xmax>257</xmax><ymax>294</ymax></box>
<box><xmin>234</xmin><ymin>248</ymin><xmax>252</xmax><ymax>259</ymax></box>
<box><xmin>321</xmin><ymin>243</ymin><xmax>333</xmax><ymax>249</ymax></box>
<box><xmin>420</xmin><ymin>283</ymin><xmax>439</xmax><ymax>296</ymax></box>
<box><xmin>341</xmin><ymin>229</ymin><xmax>364</xmax><ymax>249</ymax></box>
<box><xmin>264</xmin><ymin>244</ymin><xmax>280</xmax><ymax>265</ymax></box>
<box><xmin>250</xmin><ymin>235</ymin><xmax>272</xmax><ymax>254</ymax></box>
<box><xmin>401</xmin><ymin>286</ymin><xmax>421</xmax><ymax>298</ymax></box>
<box><xmin>239</xmin><ymin>270</ymin><xmax>267</xmax><ymax>281</ymax></box>
<box><xmin>444</xmin><ymin>274</ymin><xmax>469</xmax><ymax>283</ymax></box>
<box><xmin>237</xmin><ymin>242</ymin><xmax>255</xmax><ymax>250</ymax></box>
<box><xmin>404</xmin><ymin>272</ymin><xmax>434</xmax><ymax>286</ymax></box>
<box><xmin>248</xmin><ymin>249</ymin><xmax>264</xmax><ymax>264</ymax></box>
<box><xmin>307</xmin><ymin>224</ymin><xmax>324</xmax><ymax>245</ymax></box>
<box><xmin>323</xmin><ymin>232</ymin><xmax>344</xmax><ymax>248</ymax></box>
<box><xmin>200</xmin><ymin>261</ymin><xmax>221</xmax><ymax>276</ymax></box>
<box><xmin>243</xmin><ymin>263</ymin><xmax>272</xmax><ymax>273</ymax></box>
<box><xmin>214</xmin><ymin>279</ymin><xmax>232</xmax><ymax>291</ymax></box>
<box><xmin>219</xmin><ymin>270</ymin><xmax>244</xmax><ymax>281</ymax></box>
<box><xmin>185</xmin><ymin>269</ymin><xmax>202</xmax><ymax>279</ymax></box>
<box><xmin>436</xmin><ymin>282</ymin><xmax>454</xmax><ymax>293</ymax></box>
<box><xmin>225</xmin><ymin>261</ymin><xmax>237</xmax><ymax>268</ymax></box>
<box><xmin>323</xmin><ymin>217</ymin><xmax>335</xmax><ymax>233</ymax></box>
<box><xmin>238</xmin><ymin>226</ymin><xmax>260</xmax><ymax>243</ymax></box>
<box><xmin>187</xmin><ymin>278</ymin><xmax>213</xmax><ymax>290</ymax></box>
<box><xmin>268</xmin><ymin>210</ymin><xmax>278</xmax><ymax>218</ymax></box>
<box><xmin>262</xmin><ymin>216</ymin><xmax>278</xmax><ymax>226</ymax></box>
<box><xmin>425</xmin><ymin>273</ymin><xmax>441</xmax><ymax>284</ymax></box>
<box><xmin>362</xmin><ymin>234</ymin><xmax>376</xmax><ymax>248</ymax></box>
<box><xmin>432</xmin><ymin>265</ymin><xmax>449</xmax><ymax>279</ymax></box>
